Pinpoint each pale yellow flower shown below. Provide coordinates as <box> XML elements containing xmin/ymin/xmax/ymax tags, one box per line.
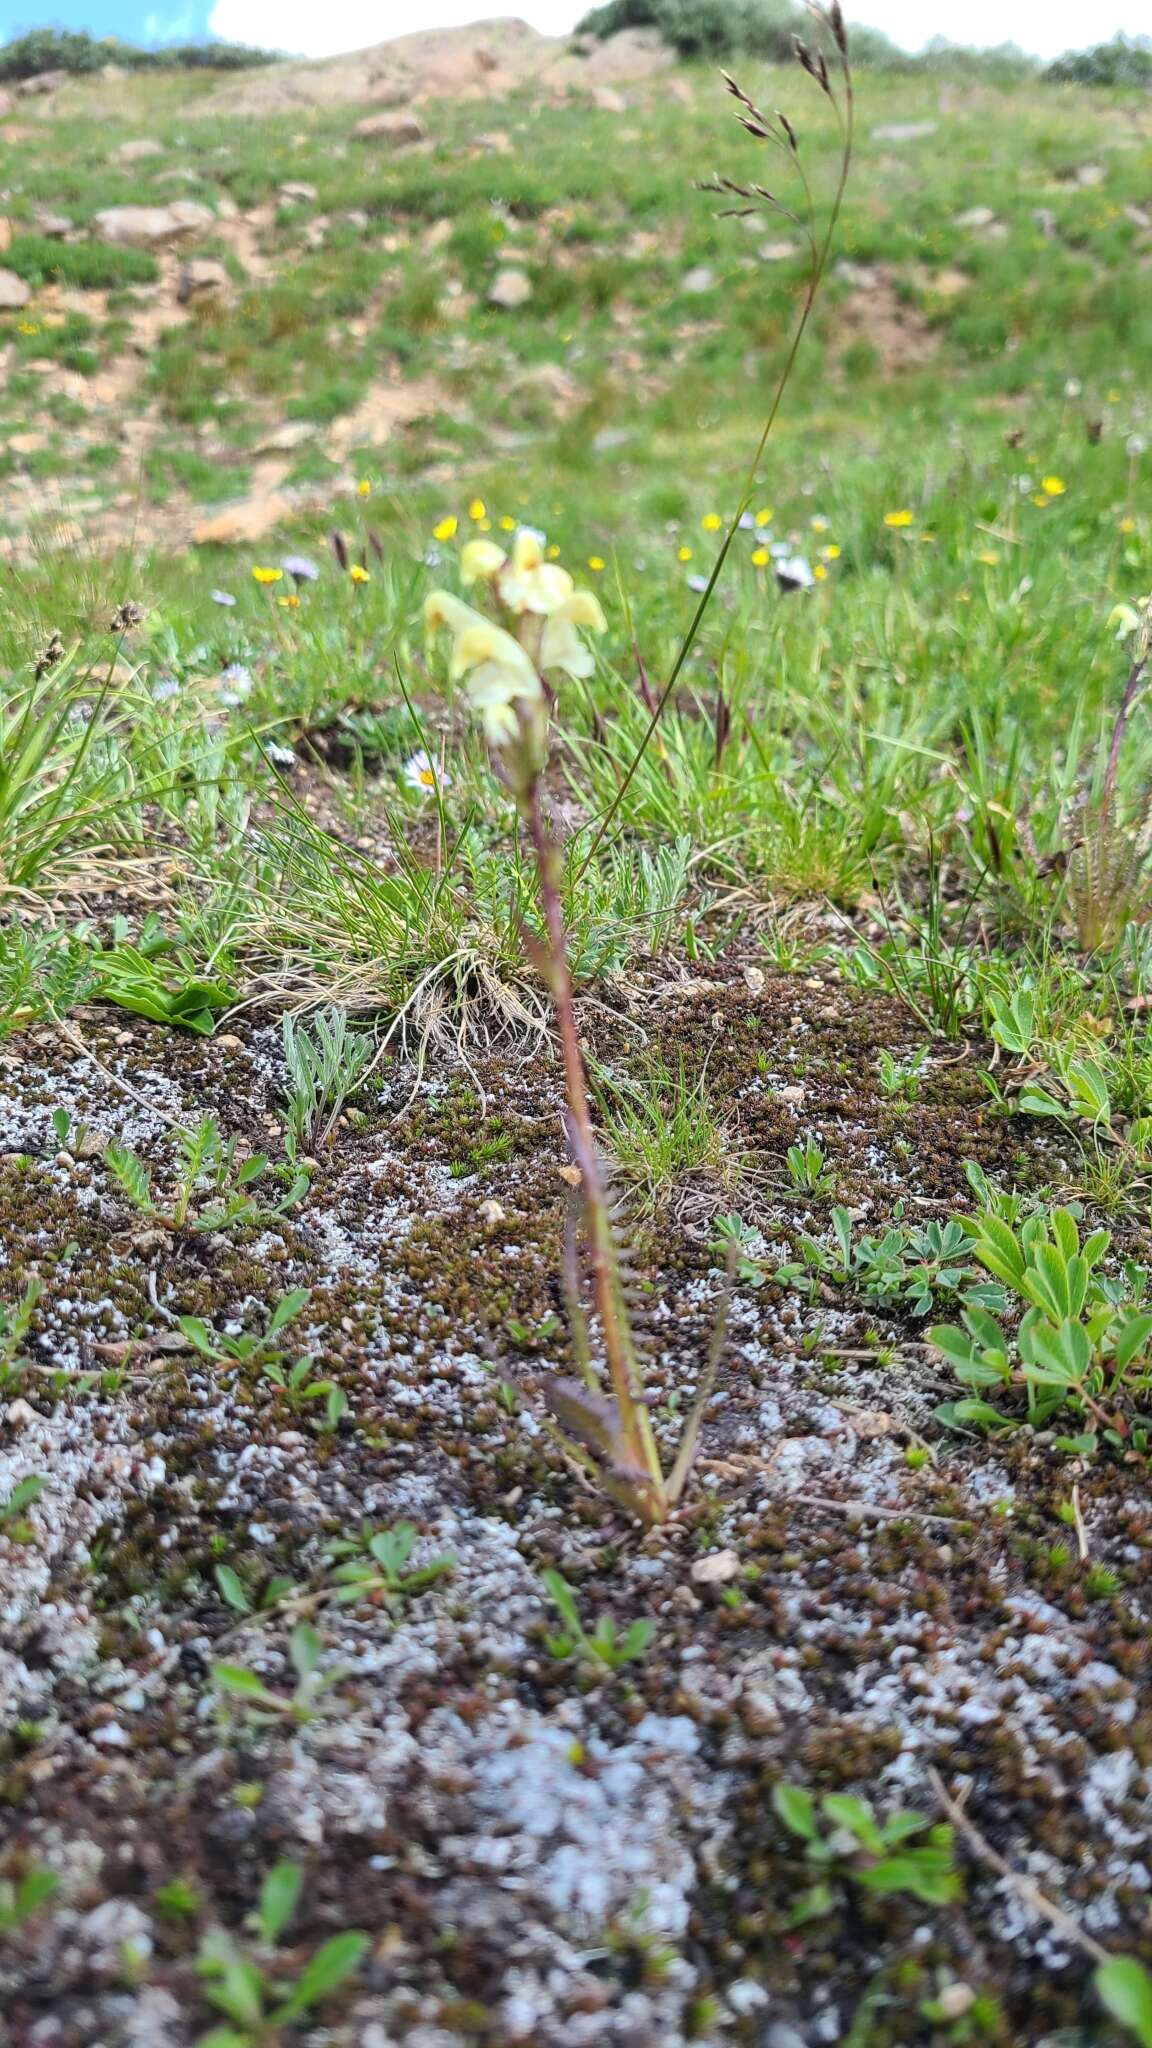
<box><xmin>424</xmin><ymin>590</ymin><xmax>543</xmax><ymax>747</ymax></box>
<box><xmin>460</xmin><ymin>539</ymin><xmax>507</xmax><ymax>585</ymax></box>
<box><xmin>539</xmin><ymin>589</ymin><xmax>607</xmax><ymax>680</ymax></box>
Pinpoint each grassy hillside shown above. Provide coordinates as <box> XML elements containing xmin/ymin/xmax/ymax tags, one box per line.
<box><xmin>3</xmin><ymin>28</ymin><xmax>1152</xmax><ymax>2048</ymax></box>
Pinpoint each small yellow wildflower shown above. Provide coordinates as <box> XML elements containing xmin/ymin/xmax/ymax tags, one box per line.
<box><xmin>755</xmin><ymin>506</ymin><xmax>773</xmax><ymax>525</ymax></box>
<box><xmin>1120</xmin><ymin>517</ymin><xmax>1136</xmax><ymax>534</ymax></box>
<box><xmin>279</xmin><ymin>594</ymin><xmax>301</xmax><ymax>608</ymax></box>
<box><xmin>1031</xmin><ymin>493</ymin><xmax>1050</xmax><ymax>507</ymax></box>
<box><xmin>751</xmin><ymin>548</ymin><xmax>769</xmax><ymax>568</ymax></box>
<box><xmin>975</xmin><ymin>549</ymin><xmax>1001</xmax><ymax>565</ymax></box>
<box><xmin>823</xmin><ymin>543</ymin><xmax>841</xmax><ymax>561</ymax></box>
<box><xmin>1108</xmin><ymin>389</ymin><xmax>1121</xmax><ymax>403</ymax></box>
<box><xmin>500</xmin><ymin>515</ymin><xmax>516</xmax><ymax>531</ymax></box>
<box><xmin>547</xmin><ymin>544</ymin><xmax>561</xmax><ymax>559</ymax></box>
<box><xmin>811</xmin><ymin>516</ymin><xmax>829</xmax><ymax>533</ymax></box>
<box><xmin>349</xmin><ymin>564</ymin><xmax>370</xmax><ymax>584</ymax></box>
<box><xmin>252</xmin><ymin>566</ymin><xmax>283</xmax><ymax>584</ymax></box>
<box><xmin>813</xmin><ymin>562</ymin><xmax>828</xmax><ymax>581</ymax></box>
<box><xmin>357</xmin><ymin>479</ymin><xmax>371</xmax><ymax>498</ymax></box>
<box><xmin>677</xmin><ymin>546</ymin><xmax>693</xmax><ymax>563</ymax></box>
<box><xmin>919</xmin><ymin>533</ymin><xmax>937</xmax><ymax>545</ymax></box>
<box><xmin>476</xmin><ymin>517</ymin><xmax>492</xmax><ymax>532</ymax></box>
<box><xmin>433</xmin><ymin>515</ymin><xmax>458</xmax><ymax>542</ymax></box>
<box><xmin>587</xmin><ymin>556</ymin><xmax>605</xmax><ymax>573</ymax></box>
<box><xmin>469</xmin><ymin>498</ymin><xmax>486</xmax><ymax>521</ymax></box>
<box><xmin>1042</xmin><ymin>475</ymin><xmax>1066</xmax><ymax>497</ymax></box>
<box><xmin>17</xmin><ymin>321</ymin><xmax>39</xmax><ymax>336</ymax></box>
<box><xmin>702</xmin><ymin>513</ymin><xmax>722</xmax><ymax>532</ymax></box>
<box><xmin>884</xmin><ymin>509</ymin><xmax>914</xmax><ymax>529</ymax></box>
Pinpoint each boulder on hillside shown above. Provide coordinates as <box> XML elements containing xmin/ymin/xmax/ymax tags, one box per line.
<box><xmin>193</xmin><ymin>493</ymin><xmax>292</xmax><ymax>546</ymax></box>
<box><xmin>0</xmin><ymin>268</ymin><xmax>31</xmax><ymax>309</ymax></box>
<box><xmin>488</xmin><ymin>267</ymin><xmax>532</xmax><ymax>309</ymax></box>
<box><xmin>91</xmin><ymin>201</ymin><xmax>214</xmax><ymax>247</ymax></box>
<box><xmin>115</xmin><ymin>139</ymin><xmax>164</xmax><ymax>163</ymax></box>
<box><xmin>16</xmin><ymin>69</ymin><xmax>67</xmax><ymax>96</ymax></box>
<box><xmin>354</xmin><ymin>111</ymin><xmax>425</xmax><ymax>145</ymax></box>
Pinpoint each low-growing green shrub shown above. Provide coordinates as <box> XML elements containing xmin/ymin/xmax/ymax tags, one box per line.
<box><xmin>0</xmin><ymin>27</ymin><xmax>275</xmax><ymax>80</ymax></box>
<box><xmin>1045</xmin><ymin>36</ymin><xmax>1152</xmax><ymax>87</ymax></box>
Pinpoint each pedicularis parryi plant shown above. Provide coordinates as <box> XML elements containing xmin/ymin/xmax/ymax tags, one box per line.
<box><xmin>425</xmin><ymin>3</ymin><xmax>852</xmax><ymax>1525</ymax></box>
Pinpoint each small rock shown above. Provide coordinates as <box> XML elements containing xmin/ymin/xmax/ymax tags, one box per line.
<box><xmin>1033</xmin><ymin>208</ymin><xmax>1059</xmax><ymax>237</ymax></box>
<box><xmin>691</xmin><ymin>1549</ymin><xmax>740</xmax><ymax>1586</ymax></box>
<box><xmin>680</xmin><ymin>264</ymin><xmax>715</xmax><ymax>294</ymax></box>
<box><xmin>354</xmin><ymin>111</ymin><xmax>425</xmax><ymax>146</ymax></box>
<box><xmin>0</xmin><ymin>268</ymin><xmax>30</xmax><ymax>310</ymax></box>
<box><xmin>257</xmin><ymin>420</ymin><xmax>317</xmax><ymax>453</ymax></box>
<box><xmin>478</xmin><ymin>1199</ymin><xmax>506</xmax><ymax>1226</ymax></box>
<box><xmin>6</xmin><ymin>1398</ymin><xmax>35</xmax><ymax>1427</ymax></box>
<box><xmin>192</xmin><ymin>493</ymin><xmax>292</xmax><ymax>546</ymax></box>
<box><xmin>176</xmin><ymin>257</ymin><xmax>231</xmax><ymax>306</ymax></box>
<box><xmin>742</xmin><ymin>965</ymin><xmax>765</xmax><ymax>997</ymax></box>
<box><xmin>591</xmin><ymin>86</ymin><xmax>627</xmax><ymax>112</ymax></box>
<box><xmin>31</xmin><ymin>207</ymin><xmax>72</xmax><ymax>237</ymax></box>
<box><xmin>91</xmin><ymin>201</ymin><xmax>214</xmax><ymax>247</ymax></box>
<box><xmin>932</xmin><ymin>268</ymin><xmax>969</xmax><ymax>295</ymax></box>
<box><xmin>472</xmin><ymin>130</ymin><xmax>512</xmax><ymax>154</ymax></box>
<box><xmin>1076</xmin><ymin>162</ymin><xmax>1106</xmax><ymax>187</ymax></box>
<box><xmin>758</xmin><ymin>239</ymin><xmax>798</xmax><ymax>262</ymax></box>
<box><xmin>8</xmin><ymin>430</ymin><xmax>46</xmax><ymax>453</ymax></box>
<box><xmin>591</xmin><ymin>425</ymin><xmax>632</xmax><ymax>451</ymax></box>
<box><xmin>115</xmin><ymin>138</ymin><xmax>164</xmax><ymax>162</ymax></box>
<box><xmin>214</xmin><ymin>1033</ymin><xmax>244</xmax><ymax>1051</ymax></box>
<box><xmin>488</xmin><ymin>266</ymin><xmax>532</xmax><ymax>310</ymax></box>
<box><xmin>279</xmin><ymin>180</ymin><xmax>317</xmax><ymax>202</ymax></box>
<box><xmin>779</xmin><ymin>1085</ymin><xmax>805</xmax><ymax>1105</ymax></box>
<box><xmin>871</xmin><ymin>120</ymin><xmax>937</xmax><ymax>142</ymax></box>
<box><xmin>936</xmin><ymin>1985</ymin><xmax>976</xmax><ymax>2019</ymax></box>
<box><xmin>1124</xmin><ymin>203</ymin><xmax>1152</xmax><ymax>229</ymax></box>
<box><xmin>953</xmin><ymin>206</ymin><xmax>997</xmax><ymax>231</ymax></box>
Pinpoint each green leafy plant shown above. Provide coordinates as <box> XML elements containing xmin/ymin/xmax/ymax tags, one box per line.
<box><xmin>772</xmin><ymin>1783</ymin><xmax>961</xmax><ymax>1921</ymax></box>
<box><xmin>282</xmin><ymin>1007</ymin><xmax>376</xmax><ymax>1154</ymax></box>
<box><xmin>786</xmin><ymin>1137</ymin><xmax>835</xmax><ymax>1196</ymax></box>
<box><xmin>1096</xmin><ymin>1956</ymin><xmax>1152</xmax><ymax>2048</ymax></box>
<box><xmin>177</xmin><ymin>1291</ymin><xmax>311</xmax><ymax>1368</ymax></box>
<box><xmin>196</xmin><ymin>1859</ymin><xmax>367</xmax><ymax>2047</ymax></box>
<box><xmin>324</xmin><ymin>1520</ymin><xmax>455</xmax><ymax>1606</ymax></box>
<box><xmin>930</xmin><ymin>1203</ymin><xmax>1152</xmax><ymax>1449</ymax></box>
<box><xmin>776</xmin><ymin>1206</ymin><xmax>999</xmax><ymax>1319</ymax></box>
<box><xmin>259</xmin><ymin>1356</ymin><xmax>349</xmax><ymax>1430</ymax></box>
<box><xmin>876</xmin><ymin>1045</ymin><xmax>928</xmax><ymax>1101</ymax></box>
<box><xmin>541</xmin><ymin>1568</ymin><xmax>656</xmax><ymax>1671</ymax></box>
<box><xmin>0</xmin><ymin>1277</ymin><xmax>40</xmax><ymax>1393</ymax></box>
<box><xmin>212</xmin><ymin>1624</ymin><xmax>345</xmax><ymax>1727</ymax></box>
<box><xmin>213</xmin><ymin>1565</ymin><xmax>298</xmax><ymax>1618</ymax></box>
<box><xmin>0</xmin><ymin>1864</ymin><xmax>58</xmax><ymax>1938</ymax></box>
<box><xmin>90</xmin><ymin>939</ymin><xmax>234</xmax><ymax>1037</ymax></box>
<box><xmin>0</xmin><ymin>1474</ymin><xmax>46</xmax><ymax>1540</ymax></box>
<box><xmin>103</xmin><ymin>1120</ymin><xmax>309</xmax><ymax>1234</ymax></box>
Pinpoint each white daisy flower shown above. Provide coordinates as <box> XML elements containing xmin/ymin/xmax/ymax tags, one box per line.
<box><xmin>403</xmin><ymin>749</ymin><xmax>452</xmax><ymax>794</ymax></box>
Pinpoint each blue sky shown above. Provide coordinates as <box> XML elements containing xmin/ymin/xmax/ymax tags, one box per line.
<box><xmin>4</xmin><ymin>0</ymin><xmax>1150</xmax><ymax>60</ymax></box>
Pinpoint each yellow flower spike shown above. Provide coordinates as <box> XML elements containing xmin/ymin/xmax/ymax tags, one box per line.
<box><xmin>499</xmin><ymin>515</ymin><xmax>516</xmax><ymax>531</ymax></box>
<box><xmin>499</xmin><ymin>532</ymin><xmax>574</xmax><ymax>614</ymax></box>
<box><xmin>823</xmin><ymin>543</ymin><xmax>841</xmax><ymax>560</ymax></box>
<box><xmin>587</xmin><ymin>556</ymin><xmax>605</xmax><ymax>573</ymax></box>
<box><xmin>357</xmin><ymin>480</ymin><xmax>372</xmax><ymax>498</ymax></box>
<box><xmin>469</xmin><ymin>498</ymin><xmax>487</xmax><ymax>520</ymax></box>
<box><xmin>702</xmin><ymin>513</ymin><xmax>722</xmax><ymax>532</ymax></box>
<box><xmin>349</xmin><ymin>564</ymin><xmax>370</xmax><ymax>583</ymax></box>
<box><xmin>17</xmin><ymin>320</ymin><xmax>39</xmax><ymax>336</ymax></box>
<box><xmin>460</xmin><ymin>539</ymin><xmax>507</xmax><ymax>585</ymax></box>
<box><xmin>750</xmin><ymin>548</ymin><xmax>769</xmax><ymax>568</ymax></box>
<box><xmin>813</xmin><ymin>562</ymin><xmax>828</xmax><ymax>581</ymax></box>
<box><xmin>433</xmin><ymin>515</ymin><xmax>458</xmax><ymax>541</ymax></box>
<box><xmin>252</xmin><ymin>566</ymin><xmax>283</xmax><ymax>584</ymax></box>
<box><xmin>755</xmin><ymin>506</ymin><xmax>773</xmax><ymax>525</ymax></box>
<box><xmin>1042</xmin><ymin>475</ymin><xmax>1066</xmax><ymax>496</ymax></box>
<box><xmin>884</xmin><ymin>509</ymin><xmax>914</xmax><ymax>528</ymax></box>
<box><xmin>677</xmin><ymin>546</ymin><xmax>693</xmax><ymax>563</ymax></box>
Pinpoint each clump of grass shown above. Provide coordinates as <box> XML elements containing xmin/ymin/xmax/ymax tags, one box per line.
<box><xmin>5</xmin><ymin>235</ymin><xmax>159</xmax><ymax>290</ymax></box>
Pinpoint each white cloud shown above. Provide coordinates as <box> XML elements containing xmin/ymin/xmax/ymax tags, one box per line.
<box><xmin>207</xmin><ymin>0</ymin><xmax>1147</xmax><ymax>63</ymax></box>
<box><xmin>208</xmin><ymin>0</ymin><xmax>580</xmax><ymax>60</ymax></box>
